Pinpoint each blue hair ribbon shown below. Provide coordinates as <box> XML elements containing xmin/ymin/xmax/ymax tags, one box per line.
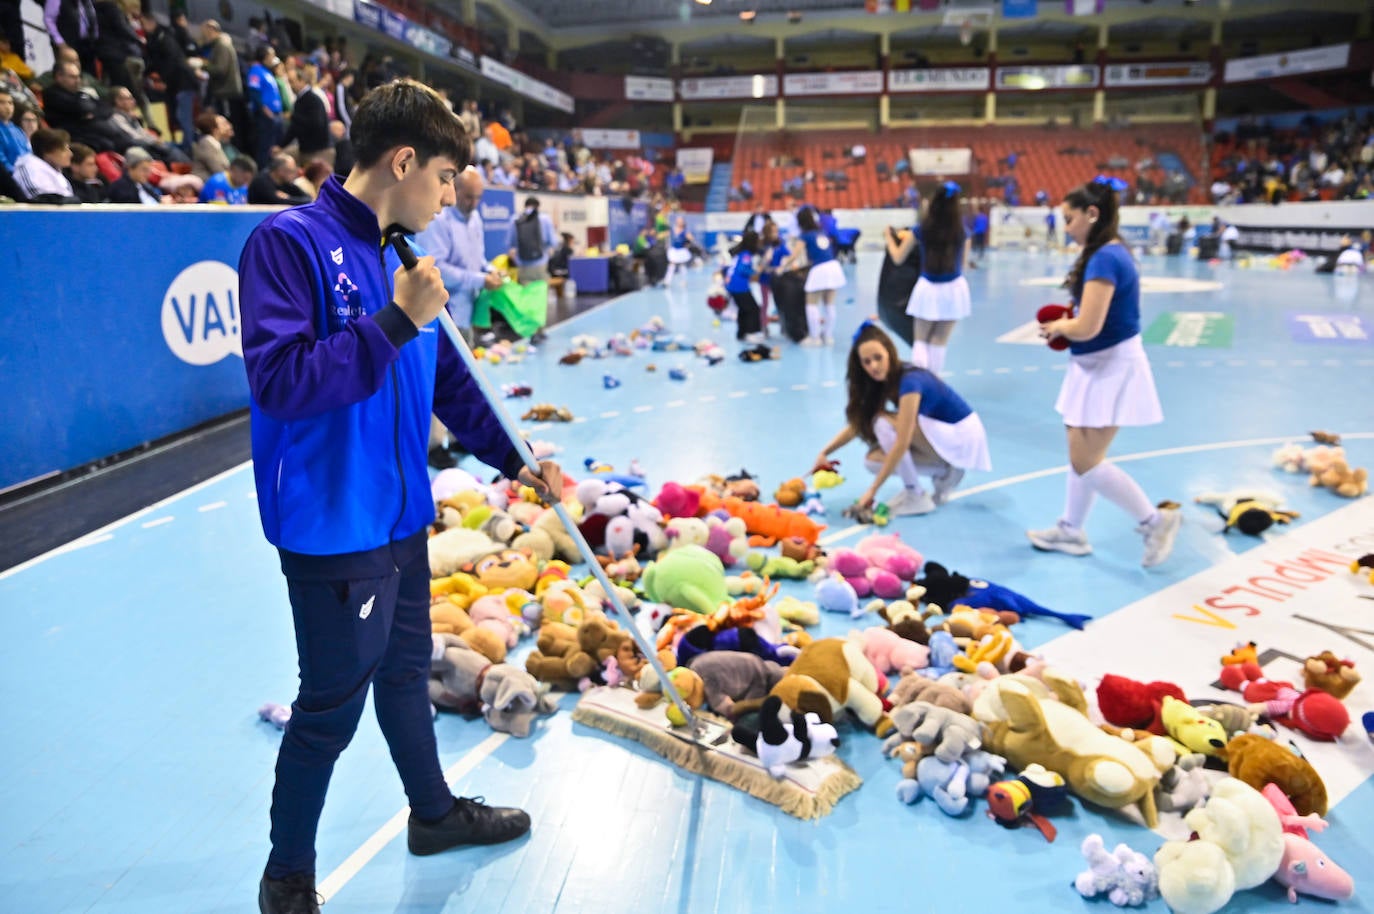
<box><xmin>852</xmin><ymin>317</ymin><xmax>878</xmax><ymax>345</ymax></box>
<box><xmin>1092</xmin><ymin>175</ymin><xmax>1129</xmax><ymax>194</ymax></box>
<box><xmin>942</xmin><ymin>180</ymin><xmax>960</xmax><ymax>198</ymax></box>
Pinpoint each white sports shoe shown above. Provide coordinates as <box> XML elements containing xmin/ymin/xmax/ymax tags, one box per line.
<box><xmin>886</xmin><ymin>488</ymin><xmax>935</xmax><ymax>516</ymax></box>
<box><xmin>800</xmin><ymin>336</ymin><xmax>823</xmax><ymax>347</ymax></box>
<box><xmin>1139</xmin><ymin>503</ymin><xmax>1183</xmax><ymax>568</ymax></box>
<box><xmin>931</xmin><ymin>465</ymin><xmax>965</xmax><ymax>505</ymax></box>
<box><xmin>1027</xmin><ymin>521</ymin><xmax>1093</xmax><ymax>556</ymax></box>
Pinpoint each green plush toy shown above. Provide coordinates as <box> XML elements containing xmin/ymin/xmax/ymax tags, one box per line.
<box><xmin>640</xmin><ymin>544</ymin><xmax>728</xmax><ymax>615</ymax></box>
<box><xmin>745</xmin><ymin>551</ymin><xmax>815</xmax><ymax>580</ymax></box>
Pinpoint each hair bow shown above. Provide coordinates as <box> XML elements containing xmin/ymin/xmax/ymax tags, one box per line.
<box><xmin>852</xmin><ymin>317</ymin><xmax>878</xmax><ymax>345</ymax></box>
<box><xmin>1092</xmin><ymin>175</ymin><xmax>1129</xmax><ymax>194</ymax></box>
<box><xmin>942</xmin><ymin>180</ymin><xmax>961</xmax><ymax>198</ymax></box>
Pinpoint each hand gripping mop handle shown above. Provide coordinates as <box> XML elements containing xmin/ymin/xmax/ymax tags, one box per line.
<box><xmin>388</xmin><ymin>233</ymin><xmax>706</xmax><ymax>737</ymax></box>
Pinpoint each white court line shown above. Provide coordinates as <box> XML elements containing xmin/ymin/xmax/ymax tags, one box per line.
<box><xmin>790</xmin><ymin>383</ymin><xmax>809</xmax><ymax>390</ymax></box>
<box><xmin>632</xmin><ymin>405</ymin><xmax>654</xmax><ymax>413</ymax></box>
<box><xmin>0</xmin><ymin>460</ymin><xmax>253</xmax><ymax>579</ymax></box>
<box><xmin>599</xmin><ymin>411</ymin><xmax>620</xmax><ymax>419</ymax></box>
<box><xmin>141</xmin><ymin>517</ymin><xmax>174</xmax><ymax>529</ymax></box>
<box><xmin>727</xmin><ymin>390</ymin><xmax>749</xmax><ymax>399</ymax></box>
<box><xmin>760</xmin><ymin>387</ymin><xmax>779</xmax><ymax>394</ymax></box>
<box><xmin>317</xmin><ymin>732</ymin><xmax>511</xmax><ymax>902</ymax></box>
<box><xmin>198</xmin><ymin>501</ymin><xmax>227</xmax><ymax>512</ymax></box>
<box><xmin>665</xmin><ymin>400</ymin><xmax>686</xmax><ymax>408</ymax></box>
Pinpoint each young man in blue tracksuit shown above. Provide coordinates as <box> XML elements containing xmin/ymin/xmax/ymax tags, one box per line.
<box><xmin>238</xmin><ymin>79</ymin><xmax>562</xmax><ymax>914</ymax></box>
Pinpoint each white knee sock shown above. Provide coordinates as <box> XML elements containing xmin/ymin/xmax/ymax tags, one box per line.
<box><xmin>822</xmin><ymin>303</ymin><xmax>837</xmax><ymax>339</ymax></box>
<box><xmin>927</xmin><ymin>344</ymin><xmax>947</xmax><ymax>375</ymax></box>
<box><xmin>911</xmin><ymin>340</ymin><xmax>930</xmax><ymax>367</ymax></box>
<box><xmin>806</xmin><ymin>304</ymin><xmax>821</xmax><ymax>339</ymax></box>
<box><xmin>1081</xmin><ymin>462</ymin><xmax>1155</xmax><ymax>524</ymax></box>
<box><xmin>1062</xmin><ymin>469</ymin><xmax>1097</xmax><ymax>530</ymax></box>
<box><xmin>664</xmin><ymin>263</ymin><xmax>677</xmax><ymax>284</ymax></box>
<box><xmin>873</xmin><ymin>418</ymin><xmax>924</xmax><ymax>491</ymax></box>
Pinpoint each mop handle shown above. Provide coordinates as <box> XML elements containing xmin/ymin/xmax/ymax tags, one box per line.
<box><xmin>387</xmin><ymin>233</ymin><xmax>704</xmax><ymax>736</ymax></box>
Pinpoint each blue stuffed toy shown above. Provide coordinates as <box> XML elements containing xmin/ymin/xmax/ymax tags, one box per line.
<box><xmin>916</xmin><ymin>561</ymin><xmax>1093</xmax><ymax>629</ymax></box>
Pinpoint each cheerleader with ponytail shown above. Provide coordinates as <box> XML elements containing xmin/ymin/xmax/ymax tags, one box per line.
<box><xmin>888</xmin><ymin>180</ymin><xmax>972</xmax><ymax>373</ymax></box>
<box><xmin>1027</xmin><ymin>176</ymin><xmax>1182</xmax><ymax>567</ymax></box>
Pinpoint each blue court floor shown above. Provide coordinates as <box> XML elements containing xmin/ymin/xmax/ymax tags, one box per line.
<box><xmin>2</xmin><ymin>249</ymin><xmax>1372</xmax><ymax>913</ymax></box>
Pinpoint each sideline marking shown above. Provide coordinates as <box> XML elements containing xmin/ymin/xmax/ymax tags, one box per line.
<box><xmin>0</xmin><ymin>461</ymin><xmax>253</xmax><ymax>579</ymax></box>
<box><xmin>316</xmin><ymin>732</ymin><xmax>510</xmax><ymax>902</ymax></box>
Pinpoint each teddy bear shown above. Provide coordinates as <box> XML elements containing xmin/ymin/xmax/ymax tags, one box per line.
<box><xmin>1226</xmin><ymin>733</ymin><xmax>1327</xmax><ymax>816</ymax></box>
<box><xmin>526</xmin><ymin>617</ymin><xmax>630</xmax><ymax>691</ymax></box>
<box><xmin>467</xmin><ymin>547</ymin><xmax>540</xmax><ymax>593</ymax></box>
<box><xmin>510</xmin><ymin>509</ymin><xmax>581</xmax><ymax>565</ymax></box>
<box><xmin>1271</xmin><ymin>442</ymin><xmax>1306</xmax><ymax>474</ymax></box>
<box><xmin>853</xmin><ymin>533</ymin><xmax>924</xmax><ymax>581</ymax></box>
<box><xmin>977</xmin><ymin>678</ymin><xmax>1162</xmax><ymax>827</ymax></box>
<box><xmin>1302</xmin><ymin>650</ymin><xmax>1361</xmax><ymax>699</ymax></box>
<box><xmin>887</xmin><ymin>672</ymin><xmax>972</xmax><ymax>714</ymax></box>
<box><xmin>853</xmin><ymin>627</ymin><xmax>930</xmax><ymax>677</ymax></box>
<box><xmin>1154</xmin><ymin>778</ymin><xmax>1284</xmax><ymax>914</ymax></box>
<box><xmin>1311</xmin><ymin>457</ymin><xmax>1368</xmax><ymax>497</ymax></box>
<box><xmin>735</xmin><ymin>636</ymin><xmax>892</xmax><ymax>735</ymax></box>
<box><xmin>640</xmin><ymin>544</ymin><xmax>729</xmax><ymax>615</ymax></box>
<box><xmin>897</xmin><ymin>748</ymin><xmax>1005</xmax><ymax>815</ymax></box>
<box><xmin>1074</xmin><ymin>834</ymin><xmax>1160</xmax><ymax>907</ymax></box>
<box><xmin>428</xmin><ymin>634</ymin><xmax>557</xmax><ymax>737</ymax></box>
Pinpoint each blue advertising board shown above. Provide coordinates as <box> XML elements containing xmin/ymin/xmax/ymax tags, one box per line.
<box><xmin>607</xmin><ymin>198</ymin><xmax>649</xmax><ymax>250</ymax></box>
<box><xmin>0</xmin><ymin>209</ymin><xmax>272</xmax><ymax>490</ymax></box>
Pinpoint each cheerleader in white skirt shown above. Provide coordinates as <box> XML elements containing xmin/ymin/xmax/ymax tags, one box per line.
<box><xmin>812</xmin><ymin>321</ymin><xmax>990</xmax><ymax>516</ymax></box>
<box><xmin>1028</xmin><ymin>177</ymin><xmax>1181</xmax><ymax>568</ymax></box>
<box><xmin>886</xmin><ymin>180</ymin><xmax>972</xmax><ymax>373</ymax></box>
<box><xmin>786</xmin><ymin>206</ymin><xmax>847</xmax><ymax>346</ymax></box>
<box><xmin>664</xmin><ymin>215</ymin><xmax>694</xmax><ymax>284</ymax></box>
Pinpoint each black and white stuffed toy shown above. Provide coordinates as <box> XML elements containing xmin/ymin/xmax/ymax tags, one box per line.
<box><xmin>732</xmin><ymin>695</ymin><xmax>839</xmax><ymax>778</ymax></box>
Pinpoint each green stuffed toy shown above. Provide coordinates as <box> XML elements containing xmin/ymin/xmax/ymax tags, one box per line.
<box><xmin>745</xmin><ymin>551</ymin><xmax>815</xmax><ymax>580</ymax></box>
<box><xmin>640</xmin><ymin>544</ymin><xmax>728</xmax><ymax>615</ymax></box>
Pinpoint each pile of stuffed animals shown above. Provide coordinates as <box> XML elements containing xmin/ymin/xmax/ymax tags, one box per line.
<box><xmin>404</xmin><ymin>446</ymin><xmax>1369</xmax><ymax>913</ymax></box>
<box><xmin>1271</xmin><ymin>432</ymin><xmax>1368</xmax><ymax>499</ymax></box>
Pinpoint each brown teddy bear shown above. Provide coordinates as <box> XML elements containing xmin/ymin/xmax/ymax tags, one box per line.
<box><xmin>1303</xmin><ymin>651</ymin><xmax>1361</xmax><ymax>700</ymax></box>
<box><xmin>524</xmin><ymin>616</ymin><xmax>631</xmax><ymax>691</ymax></box>
<box><xmin>1226</xmin><ymin>733</ymin><xmax>1327</xmax><ymax>816</ymax></box>
<box><xmin>1311</xmin><ymin>458</ymin><xmax>1368</xmax><ymax>498</ymax></box>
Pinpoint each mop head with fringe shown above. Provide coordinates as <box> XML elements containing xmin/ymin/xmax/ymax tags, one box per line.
<box><xmin>572</xmin><ymin>685</ymin><xmax>862</xmax><ymax>819</ymax></box>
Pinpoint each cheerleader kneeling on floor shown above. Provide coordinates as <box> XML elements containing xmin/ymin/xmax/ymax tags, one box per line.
<box><xmin>1028</xmin><ymin>176</ymin><xmax>1181</xmax><ymax>568</ymax></box>
<box><xmin>788</xmin><ymin>205</ymin><xmax>847</xmax><ymax>346</ymax></box>
<box><xmin>812</xmin><ymin>321</ymin><xmax>991</xmax><ymax>516</ymax></box>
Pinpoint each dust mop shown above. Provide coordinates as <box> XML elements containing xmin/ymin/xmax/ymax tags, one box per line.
<box><xmin>391</xmin><ymin>235</ymin><xmax>860</xmax><ymax>819</ymax></box>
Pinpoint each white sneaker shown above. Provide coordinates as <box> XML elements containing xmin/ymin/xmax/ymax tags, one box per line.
<box><xmin>822</xmin><ymin>335</ymin><xmax>834</xmax><ymax>346</ymax></box>
<box><xmin>1027</xmin><ymin>521</ymin><xmax>1092</xmax><ymax>556</ymax></box>
<box><xmin>1139</xmin><ymin>503</ymin><xmax>1183</xmax><ymax>568</ymax></box>
<box><xmin>886</xmin><ymin>488</ymin><xmax>935</xmax><ymax>516</ymax></box>
<box><xmin>800</xmin><ymin>336</ymin><xmax>823</xmax><ymax>347</ymax></box>
<box><xmin>931</xmin><ymin>465</ymin><xmax>965</xmax><ymax>505</ymax></box>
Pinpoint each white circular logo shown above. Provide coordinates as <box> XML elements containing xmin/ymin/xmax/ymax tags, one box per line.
<box><xmin>817</xmin><ymin>236</ymin><xmax>831</xmax><ymax>250</ymax></box>
<box><xmin>161</xmin><ymin>261</ymin><xmax>244</xmax><ymax>365</ymax></box>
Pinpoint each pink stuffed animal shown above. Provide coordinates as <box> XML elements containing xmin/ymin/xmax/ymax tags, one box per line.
<box><xmin>830</xmin><ymin>548</ymin><xmax>905</xmax><ymax>599</ymax></box>
<box><xmin>654</xmin><ymin>481</ymin><xmax>701</xmax><ymax>518</ymax></box>
<box><xmin>704</xmin><ymin>515</ymin><xmax>748</xmax><ymax>567</ymax></box>
<box><xmin>854</xmin><ymin>533</ymin><xmax>924</xmax><ymax>581</ymax></box>
<box><xmin>467</xmin><ymin>595</ymin><xmax>522</xmax><ymax>649</ymax></box>
<box><xmin>857</xmin><ymin>627</ymin><xmax>930</xmax><ymax>676</ymax></box>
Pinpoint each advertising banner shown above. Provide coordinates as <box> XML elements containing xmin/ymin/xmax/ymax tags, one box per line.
<box><xmin>888</xmin><ymin>68</ymin><xmax>990</xmax><ymax>93</ymax></box>
<box><xmin>782</xmin><ymin>71</ymin><xmax>884</xmax><ymax>96</ymax></box>
<box><xmin>678</xmin><ymin>75</ymin><xmax>779</xmax><ymax>100</ymax></box>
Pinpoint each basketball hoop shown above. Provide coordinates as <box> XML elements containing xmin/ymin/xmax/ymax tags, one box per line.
<box><xmin>959</xmin><ymin>21</ymin><xmax>974</xmax><ymax>46</ymax></box>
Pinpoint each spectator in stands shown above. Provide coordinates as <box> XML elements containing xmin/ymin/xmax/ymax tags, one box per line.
<box><xmin>18</xmin><ymin>106</ymin><xmax>37</xmax><ymax>140</ymax></box>
<box><xmin>0</xmin><ymin>34</ymin><xmax>28</xmax><ymax>80</ymax></box>
<box><xmin>506</xmin><ymin>195</ymin><xmax>557</xmax><ymax>283</ymax></box>
<box><xmin>850</xmin><ymin>143</ymin><xmax>866</xmax><ymax>164</ymax></box>
<box><xmin>248</xmin><ymin>153</ymin><xmax>310</xmax><ymax>206</ymax></box>
<box><xmin>191</xmin><ymin>110</ymin><xmax>231</xmax><ymax>179</ymax></box>
<box><xmin>45</xmin><ymin>0</ymin><xmax>99</xmax><ymax>74</ymax></box>
<box><xmin>106</xmin><ymin>146</ymin><xmax>166</xmax><ymax>204</ymax></box>
<box><xmin>200</xmin><ymin>19</ymin><xmax>242</xmax><ymax>127</ymax></box>
<box><xmin>886</xmin><ymin>180</ymin><xmax>971</xmax><ymax>373</ymax></box>
<box><xmin>0</xmin><ymin>87</ymin><xmax>29</xmax><ymax>172</ymax></box>
<box><xmin>140</xmin><ymin>11</ymin><xmax>200</xmax><ymax>154</ymax></box>
<box><xmin>13</xmin><ymin>126</ymin><xmax>79</xmax><ymax>202</ymax></box>
<box><xmin>93</xmin><ymin>0</ymin><xmax>147</xmax><ymax>120</ymax></box>
<box><xmin>66</xmin><ymin>140</ymin><xmax>104</xmax><ymax>202</ymax></box>
<box><xmin>416</xmin><ymin>165</ymin><xmax>501</xmax><ymax>345</ymax></box>
<box><xmin>109</xmin><ymin>86</ymin><xmax>187</xmax><ymax>164</ymax></box>
<box><xmin>247</xmin><ymin>44</ymin><xmax>283</xmax><ymax>168</ymax></box>
<box><xmin>281</xmin><ymin>60</ymin><xmax>333</xmax><ymax>168</ymax></box>
<box><xmin>472</xmin><ymin>123</ymin><xmax>498</xmax><ymax>170</ymax></box>
<box><xmin>41</xmin><ymin>58</ymin><xmax>123</xmax><ymax>152</ymax></box>
<box><xmin>458</xmin><ymin>98</ymin><xmax>480</xmax><ymax>142</ymax></box>
<box><xmin>199</xmin><ymin>155</ymin><xmax>255</xmax><ymax>204</ymax></box>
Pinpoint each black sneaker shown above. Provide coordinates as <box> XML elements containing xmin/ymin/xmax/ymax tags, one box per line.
<box><xmin>259</xmin><ymin>872</ymin><xmax>321</xmax><ymax>914</ymax></box>
<box><xmin>428</xmin><ymin>445</ymin><xmax>458</xmax><ymax>470</ymax></box>
<box><xmin>407</xmin><ymin>796</ymin><xmax>531</xmax><ymax>856</ymax></box>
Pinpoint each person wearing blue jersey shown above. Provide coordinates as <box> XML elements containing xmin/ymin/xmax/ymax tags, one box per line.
<box><xmin>757</xmin><ymin>220</ymin><xmax>787</xmax><ymax>336</ymax></box>
<box><xmin>885</xmin><ymin>181</ymin><xmax>971</xmax><ymax>373</ymax></box>
<box><xmin>238</xmin><ymin>79</ymin><xmax>562</xmax><ymax>914</ymax></box>
<box><xmin>725</xmin><ymin>228</ymin><xmax>762</xmax><ymax>342</ymax></box>
<box><xmin>786</xmin><ymin>204</ymin><xmax>846</xmax><ymax>346</ymax></box>
<box><xmin>813</xmin><ymin>322</ymin><xmax>989</xmax><ymax>516</ymax></box>
<box><xmin>664</xmin><ymin>214</ymin><xmax>695</xmax><ymax>284</ymax></box>
<box><xmin>1029</xmin><ymin>177</ymin><xmax>1181</xmax><ymax>568</ymax></box>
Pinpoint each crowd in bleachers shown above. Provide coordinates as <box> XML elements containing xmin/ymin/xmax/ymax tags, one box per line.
<box><xmin>1209</xmin><ymin>110</ymin><xmax>1374</xmax><ymax>204</ymax></box>
<box><xmin>0</xmin><ymin>4</ymin><xmax>672</xmax><ymax>207</ymax></box>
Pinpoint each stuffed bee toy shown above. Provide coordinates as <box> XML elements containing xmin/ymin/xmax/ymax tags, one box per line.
<box><xmin>1194</xmin><ymin>490</ymin><xmax>1299</xmax><ymax>536</ymax></box>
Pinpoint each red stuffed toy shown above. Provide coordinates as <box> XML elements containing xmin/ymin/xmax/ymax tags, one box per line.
<box><xmin>1037</xmin><ymin>304</ymin><xmax>1073</xmax><ymax>351</ymax></box>
<box><xmin>1220</xmin><ymin>660</ymin><xmax>1350</xmax><ymax>741</ymax></box>
<box><xmin>1096</xmin><ymin>673</ymin><xmax>1187</xmax><ymax>736</ymax></box>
